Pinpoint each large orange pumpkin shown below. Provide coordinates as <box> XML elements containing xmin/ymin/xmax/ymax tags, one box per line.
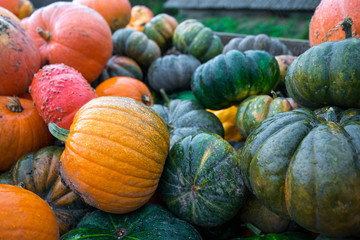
<box><xmin>95</xmin><ymin>76</ymin><xmax>153</xmax><ymax>106</ymax></box>
<box><xmin>0</xmin><ymin>14</ymin><xmax>41</xmax><ymax>96</ymax></box>
<box><xmin>73</xmin><ymin>0</ymin><xmax>131</xmax><ymax>32</ymax></box>
<box><xmin>0</xmin><ymin>0</ymin><xmax>33</xmax><ymax>19</ymax></box>
<box><xmin>0</xmin><ymin>97</ymin><xmax>54</xmax><ymax>171</ymax></box>
<box><xmin>309</xmin><ymin>0</ymin><xmax>360</xmax><ymax>46</ymax></box>
<box><xmin>23</xmin><ymin>2</ymin><xmax>113</xmax><ymax>83</ymax></box>
<box><xmin>50</xmin><ymin>97</ymin><xmax>170</xmax><ymax>214</ymax></box>
<box><xmin>0</xmin><ymin>184</ymin><xmax>59</xmax><ymax>239</ymax></box>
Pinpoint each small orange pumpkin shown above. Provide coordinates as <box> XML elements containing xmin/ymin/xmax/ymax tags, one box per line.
<box><xmin>126</xmin><ymin>5</ymin><xmax>154</xmax><ymax>32</ymax></box>
<box><xmin>0</xmin><ymin>184</ymin><xmax>59</xmax><ymax>240</ymax></box>
<box><xmin>95</xmin><ymin>76</ymin><xmax>153</xmax><ymax>106</ymax></box>
<box><xmin>0</xmin><ymin>0</ymin><xmax>33</xmax><ymax>19</ymax></box>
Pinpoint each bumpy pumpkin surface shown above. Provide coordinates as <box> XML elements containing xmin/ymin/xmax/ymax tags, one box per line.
<box><xmin>240</xmin><ymin>107</ymin><xmax>360</xmax><ymax>237</ymax></box>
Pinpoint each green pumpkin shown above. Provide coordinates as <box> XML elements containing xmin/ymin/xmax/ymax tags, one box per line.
<box><xmin>151</xmin><ymin>99</ymin><xmax>224</xmax><ymax>146</ymax></box>
<box><xmin>160</xmin><ymin>131</ymin><xmax>248</xmax><ymax>227</ymax></box>
<box><xmin>191</xmin><ymin>50</ymin><xmax>280</xmax><ymax>110</ymax></box>
<box><xmin>0</xmin><ymin>146</ymin><xmax>92</xmax><ymax>235</ymax></box>
<box><xmin>240</xmin><ymin>107</ymin><xmax>360</xmax><ymax>237</ymax></box>
<box><xmin>60</xmin><ymin>203</ymin><xmax>202</xmax><ymax>240</ymax></box>
<box><xmin>285</xmin><ymin>37</ymin><xmax>360</xmax><ymax>109</ymax></box>
<box><xmin>112</xmin><ymin>28</ymin><xmax>161</xmax><ymax>67</ymax></box>
<box><xmin>231</xmin><ymin>232</ymin><xmax>311</xmax><ymax>240</ymax></box>
<box><xmin>172</xmin><ymin>19</ymin><xmax>223</xmax><ymax>62</ymax></box>
<box><xmin>315</xmin><ymin>235</ymin><xmax>360</xmax><ymax>240</ymax></box>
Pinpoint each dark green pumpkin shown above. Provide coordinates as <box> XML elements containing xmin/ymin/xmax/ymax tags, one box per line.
<box><xmin>240</xmin><ymin>107</ymin><xmax>360</xmax><ymax>237</ymax></box>
<box><xmin>315</xmin><ymin>235</ymin><xmax>360</xmax><ymax>240</ymax></box>
<box><xmin>60</xmin><ymin>203</ymin><xmax>202</xmax><ymax>240</ymax></box>
<box><xmin>112</xmin><ymin>28</ymin><xmax>161</xmax><ymax>67</ymax></box>
<box><xmin>147</xmin><ymin>54</ymin><xmax>201</xmax><ymax>93</ymax></box>
<box><xmin>285</xmin><ymin>37</ymin><xmax>360</xmax><ymax>109</ymax></box>
<box><xmin>160</xmin><ymin>131</ymin><xmax>248</xmax><ymax>227</ymax></box>
<box><xmin>191</xmin><ymin>50</ymin><xmax>280</xmax><ymax>110</ymax></box>
<box><xmin>0</xmin><ymin>146</ymin><xmax>92</xmax><ymax>235</ymax></box>
<box><xmin>231</xmin><ymin>232</ymin><xmax>311</xmax><ymax>240</ymax></box>
<box><xmin>172</xmin><ymin>19</ymin><xmax>223</xmax><ymax>63</ymax></box>
<box><xmin>151</xmin><ymin>99</ymin><xmax>224</xmax><ymax>146</ymax></box>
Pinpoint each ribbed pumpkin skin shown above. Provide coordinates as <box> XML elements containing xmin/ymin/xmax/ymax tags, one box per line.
<box><xmin>192</xmin><ymin>50</ymin><xmax>280</xmax><ymax>110</ymax></box>
<box><xmin>240</xmin><ymin>108</ymin><xmax>360</xmax><ymax>237</ymax></box>
<box><xmin>60</xmin><ymin>97</ymin><xmax>170</xmax><ymax>214</ymax></box>
<box><xmin>0</xmin><ymin>146</ymin><xmax>92</xmax><ymax>235</ymax></box>
<box><xmin>0</xmin><ymin>184</ymin><xmax>59</xmax><ymax>240</ymax></box>
<box><xmin>285</xmin><ymin>38</ymin><xmax>360</xmax><ymax>109</ymax></box>
<box><xmin>235</xmin><ymin>94</ymin><xmax>298</xmax><ymax>138</ymax></box>
<box><xmin>160</xmin><ymin>132</ymin><xmax>248</xmax><ymax>227</ymax></box>
<box><xmin>60</xmin><ymin>204</ymin><xmax>202</xmax><ymax>240</ymax></box>
<box><xmin>172</xmin><ymin>19</ymin><xmax>223</xmax><ymax>63</ymax></box>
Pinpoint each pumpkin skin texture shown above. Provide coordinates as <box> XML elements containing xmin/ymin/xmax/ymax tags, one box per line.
<box><xmin>147</xmin><ymin>54</ymin><xmax>201</xmax><ymax>93</ymax></box>
<box><xmin>60</xmin><ymin>204</ymin><xmax>202</xmax><ymax>240</ymax></box>
<box><xmin>0</xmin><ymin>15</ymin><xmax>41</xmax><ymax>96</ymax></box>
<box><xmin>275</xmin><ymin>55</ymin><xmax>297</xmax><ymax>89</ymax></box>
<box><xmin>125</xmin><ymin>5</ymin><xmax>154</xmax><ymax>32</ymax></box>
<box><xmin>0</xmin><ymin>6</ymin><xmax>22</xmax><ymax>24</ymax></box>
<box><xmin>309</xmin><ymin>0</ymin><xmax>360</xmax><ymax>46</ymax></box>
<box><xmin>240</xmin><ymin>107</ymin><xmax>360</xmax><ymax>237</ymax></box>
<box><xmin>0</xmin><ymin>0</ymin><xmax>33</xmax><ymax>19</ymax></box>
<box><xmin>73</xmin><ymin>0</ymin><xmax>131</xmax><ymax>32</ymax></box>
<box><xmin>0</xmin><ymin>97</ymin><xmax>54</xmax><ymax>172</ymax></box>
<box><xmin>151</xmin><ymin>99</ymin><xmax>225</xmax><ymax>147</ymax></box>
<box><xmin>0</xmin><ymin>146</ymin><xmax>92</xmax><ymax>235</ymax></box>
<box><xmin>285</xmin><ymin>38</ymin><xmax>360</xmax><ymax>109</ymax></box>
<box><xmin>160</xmin><ymin>132</ymin><xmax>248</xmax><ymax>227</ymax></box>
<box><xmin>0</xmin><ymin>184</ymin><xmax>59</xmax><ymax>240</ymax></box>
<box><xmin>95</xmin><ymin>76</ymin><xmax>153</xmax><ymax>106</ymax></box>
<box><xmin>58</xmin><ymin>97</ymin><xmax>170</xmax><ymax>214</ymax></box>
<box><xmin>173</xmin><ymin>19</ymin><xmax>223</xmax><ymax>63</ymax></box>
<box><xmin>112</xmin><ymin>28</ymin><xmax>161</xmax><ymax>67</ymax></box>
<box><xmin>30</xmin><ymin>64</ymin><xmax>97</xmax><ymax>130</ymax></box>
<box><xmin>24</xmin><ymin>2</ymin><xmax>113</xmax><ymax>83</ymax></box>
<box><xmin>192</xmin><ymin>49</ymin><xmax>280</xmax><ymax>110</ymax></box>
<box><xmin>235</xmin><ymin>94</ymin><xmax>299</xmax><ymax>138</ymax></box>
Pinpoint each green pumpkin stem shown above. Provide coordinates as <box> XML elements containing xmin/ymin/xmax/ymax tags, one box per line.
<box><xmin>339</xmin><ymin>17</ymin><xmax>353</xmax><ymax>39</ymax></box>
<box><xmin>243</xmin><ymin>223</ymin><xmax>263</xmax><ymax>236</ymax></box>
<box><xmin>326</xmin><ymin>107</ymin><xmax>337</xmax><ymax>123</ymax></box>
<box><xmin>159</xmin><ymin>88</ymin><xmax>171</xmax><ymax>107</ymax></box>
<box><xmin>270</xmin><ymin>90</ymin><xmax>278</xmax><ymax>99</ymax></box>
<box><xmin>48</xmin><ymin>122</ymin><xmax>69</xmax><ymax>142</ymax></box>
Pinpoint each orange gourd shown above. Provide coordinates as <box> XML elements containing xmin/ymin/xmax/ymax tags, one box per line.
<box><xmin>0</xmin><ymin>0</ymin><xmax>33</xmax><ymax>19</ymax></box>
<box><xmin>126</xmin><ymin>5</ymin><xmax>154</xmax><ymax>32</ymax></box>
<box><xmin>95</xmin><ymin>76</ymin><xmax>153</xmax><ymax>106</ymax></box>
<box><xmin>0</xmin><ymin>184</ymin><xmax>59</xmax><ymax>240</ymax></box>
<box><xmin>50</xmin><ymin>96</ymin><xmax>170</xmax><ymax>214</ymax></box>
<box><xmin>0</xmin><ymin>97</ymin><xmax>54</xmax><ymax>171</ymax></box>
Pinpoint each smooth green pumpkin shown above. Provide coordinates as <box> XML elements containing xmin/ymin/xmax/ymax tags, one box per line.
<box><xmin>240</xmin><ymin>107</ymin><xmax>360</xmax><ymax>237</ymax></box>
<box><xmin>191</xmin><ymin>50</ymin><xmax>280</xmax><ymax>110</ymax></box>
<box><xmin>160</xmin><ymin>132</ymin><xmax>248</xmax><ymax>227</ymax></box>
<box><xmin>60</xmin><ymin>203</ymin><xmax>202</xmax><ymax>240</ymax></box>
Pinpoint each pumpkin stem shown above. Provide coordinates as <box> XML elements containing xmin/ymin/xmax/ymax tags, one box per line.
<box><xmin>141</xmin><ymin>94</ymin><xmax>152</xmax><ymax>106</ymax></box>
<box><xmin>242</xmin><ymin>223</ymin><xmax>263</xmax><ymax>236</ymax></box>
<box><xmin>326</xmin><ymin>107</ymin><xmax>337</xmax><ymax>123</ymax></box>
<box><xmin>36</xmin><ymin>27</ymin><xmax>51</xmax><ymax>41</ymax></box>
<box><xmin>6</xmin><ymin>97</ymin><xmax>23</xmax><ymax>113</ymax></box>
<box><xmin>270</xmin><ymin>90</ymin><xmax>278</xmax><ymax>99</ymax></box>
<box><xmin>48</xmin><ymin>122</ymin><xmax>69</xmax><ymax>142</ymax></box>
<box><xmin>339</xmin><ymin>17</ymin><xmax>353</xmax><ymax>39</ymax></box>
<box><xmin>114</xmin><ymin>228</ymin><xmax>128</xmax><ymax>239</ymax></box>
<box><xmin>159</xmin><ymin>88</ymin><xmax>171</xmax><ymax>107</ymax></box>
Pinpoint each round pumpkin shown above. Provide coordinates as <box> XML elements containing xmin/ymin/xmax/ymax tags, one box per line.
<box><xmin>309</xmin><ymin>0</ymin><xmax>360</xmax><ymax>46</ymax></box>
<box><xmin>95</xmin><ymin>76</ymin><xmax>153</xmax><ymax>106</ymax></box>
<box><xmin>0</xmin><ymin>146</ymin><xmax>92</xmax><ymax>235</ymax></box>
<box><xmin>0</xmin><ymin>14</ymin><xmax>41</xmax><ymax>96</ymax></box>
<box><xmin>24</xmin><ymin>2</ymin><xmax>113</xmax><ymax>83</ymax></box>
<box><xmin>49</xmin><ymin>96</ymin><xmax>170</xmax><ymax>214</ymax></box>
<box><xmin>240</xmin><ymin>107</ymin><xmax>360</xmax><ymax>237</ymax></box>
<box><xmin>125</xmin><ymin>5</ymin><xmax>154</xmax><ymax>32</ymax></box>
<box><xmin>0</xmin><ymin>96</ymin><xmax>54</xmax><ymax>172</ymax></box>
<box><xmin>0</xmin><ymin>184</ymin><xmax>59</xmax><ymax>239</ymax></box>
<box><xmin>0</xmin><ymin>0</ymin><xmax>33</xmax><ymax>19</ymax></box>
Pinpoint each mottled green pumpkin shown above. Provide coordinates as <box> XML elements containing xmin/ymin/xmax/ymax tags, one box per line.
<box><xmin>240</xmin><ymin>107</ymin><xmax>360</xmax><ymax>237</ymax></box>
<box><xmin>191</xmin><ymin>50</ymin><xmax>280</xmax><ymax>110</ymax></box>
<box><xmin>60</xmin><ymin>203</ymin><xmax>202</xmax><ymax>240</ymax></box>
<box><xmin>160</xmin><ymin>132</ymin><xmax>248</xmax><ymax>227</ymax></box>
<box><xmin>172</xmin><ymin>19</ymin><xmax>223</xmax><ymax>62</ymax></box>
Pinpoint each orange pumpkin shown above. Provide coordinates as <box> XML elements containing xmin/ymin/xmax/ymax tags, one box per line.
<box><xmin>0</xmin><ymin>6</ymin><xmax>22</xmax><ymax>24</ymax></box>
<box><xmin>73</xmin><ymin>0</ymin><xmax>131</xmax><ymax>32</ymax></box>
<box><xmin>0</xmin><ymin>0</ymin><xmax>33</xmax><ymax>19</ymax></box>
<box><xmin>0</xmin><ymin>184</ymin><xmax>59</xmax><ymax>240</ymax></box>
<box><xmin>24</xmin><ymin>2</ymin><xmax>113</xmax><ymax>83</ymax></box>
<box><xmin>126</xmin><ymin>5</ymin><xmax>154</xmax><ymax>32</ymax></box>
<box><xmin>49</xmin><ymin>97</ymin><xmax>170</xmax><ymax>214</ymax></box>
<box><xmin>0</xmin><ymin>14</ymin><xmax>41</xmax><ymax>96</ymax></box>
<box><xmin>0</xmin><ymin>97</ymin><xmax>54</xmax><ymax>172</ymax></box>
<box><xmin>309</xmin><ymin>0</ymin><xmax>360</xmax><ymax>46</ymax></box>
<box><xmin>95</xmin><ymin>77</ymin><xmax>153</xmax><ymax>106</ymax></box>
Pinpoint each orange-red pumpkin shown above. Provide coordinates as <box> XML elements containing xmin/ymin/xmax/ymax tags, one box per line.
<box><xmin>23</xmin><ymin>2</ymin><xmax>113</xmax><ymax>83</ymax></box>
<box><xmin>126</xmin><ymin>5</ymin><xmax>154</xmax><ymax>32</ymax></box>
<box><xmin>73</xmin><ymin>0</ymin><xmax>131</xmax><ymax>32</ymax></box>
<box><xmin>0</xmin><ymin>0</ymin><xmax>33</xmax><ymax>19</ymax></box>
<box><xmin>309</xmin><ymin>0</ymin><xmax>360</xmax><ymax>46</ymax></box>
<box><xmin>0</xmin><ymin>6</ymin><xmax>22</xmax><ymax>24</ymax></box>
<box><xmin>0</xmin><ymin>97</ymin><xmax>54</xmax><ymax>171</ymax></box>
<box><xmin>95</xmin><ymin>77</ymin><xmax>153</xmax><ymax>106</ymax></box>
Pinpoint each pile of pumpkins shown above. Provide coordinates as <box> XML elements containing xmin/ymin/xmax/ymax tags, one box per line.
<box><xmin>0</xmin><ymin>0</ymin><xmax>360</xmax><ymax>239</ymax></box>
